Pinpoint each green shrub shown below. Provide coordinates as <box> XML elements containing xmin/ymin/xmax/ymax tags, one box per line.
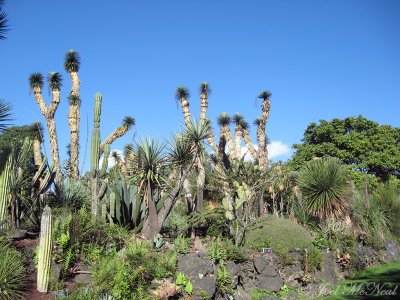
<box><xmin>174</xmin><ymin>235</ymin><xmax>189</xmax><ymax>254</ymax></box>
<box><xmin>244</xmin><ymin>215</ymin><xmax>314</xmax><ymax>256</ymax></box>
<box><xmin>302</xmin><ymin>246</ymin><xmax>323</xmax><ymax>272</ymax></box>
<box><xmin>91</xmin><ymin>239</ymin><xmax>176</xmax><ymax>299</ymax></box>
<box><xmin>216</xmin><ymin>265</ymin><xmax>234</xmax><ymax>296</ymax></box>
<box><xmin>207</xmin><ymin>237</ymin><xmax>248</xmax><ymax>264</ymax></box>
<box><xmin>0</xmin><ymin>237</ymin><xmax>26</xmax><ymax>299</ymax></box>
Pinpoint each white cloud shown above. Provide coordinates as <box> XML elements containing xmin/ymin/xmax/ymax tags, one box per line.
<box><xmin>267</xmin><ymin>141</ymin><xmax>290</xmax><ymax>159</ymax></box>
<box><xmin>240</xmin><ymin>141</ymin><xmax>290</xmax><ymax>161</ymax></box>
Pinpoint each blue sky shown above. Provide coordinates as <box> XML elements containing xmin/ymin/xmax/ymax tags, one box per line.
<box><xmin>1</xmin><ymin>0</ymin><xmax>399</xmax><ymax>170</ymax></box>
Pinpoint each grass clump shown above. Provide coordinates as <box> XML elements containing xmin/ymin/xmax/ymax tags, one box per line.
<box><xmin>244</xmin><ymin>215</ymin><xmax>314</xmax><ymax>256</ymax></box>
<box><xmin>0</xmin><ymin>237</ymin><xmax>27</xmax><ymax>299</ymax></box>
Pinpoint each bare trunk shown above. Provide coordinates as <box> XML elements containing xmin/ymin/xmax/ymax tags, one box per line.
<box><xmin>181</xmin><ymin>98</ymin><xmax>191</xmax><ymax>128</ymax></box>
<box><xmin>142</xmin><ymin>183</ymin><xmax>159</xmax><ymax>240</ymax></box>
<box><xmin>242</xmin><ymin>129</ymin><xmax>258</xmax><ymax>160</ymax></box>
<box><xmin>234</xmin><ymin>124</ymin><xmax>242</xmax><ymax>160</ymax></box>
<box><xmin>223</xmin><ymin>125</ymin><xmax>235</xmax><ymax>160</ymax></box>
<box><xmin>33</xmin><ymin>139</ymin><xmax>43</xmax><ymax>166</ymax></box>
<box><xmin>100</xmin><ymin>126</ymin><xmax>129</xmax><ymax>153</ymax></box>
<box><xmin>200</xmin><ymin>93</ymin><xmax>207</xmax><ymax>125</ymax></box>
<box><xmin>196</xmin><ymin>161</ymin><xmax>205</xmax><ymax>210</ymax></box>
<box><xmin>46</xmin><ymin>117</ymin><xmax>62</xmax><ymax>186</ymax></box>
<box><xmin>206</xmin><ymin>126</ymin><xmax>219</xmax><ymax>154</ymax></box>
<box><xmin>257</xmin><ymin>121</ymin><xmax>266</xmax><ymax>168</ymax></box>
<box><xmin>68</xmin><ymin>71</ymin><xmax>81</xmax><ymax>179</ymax></box>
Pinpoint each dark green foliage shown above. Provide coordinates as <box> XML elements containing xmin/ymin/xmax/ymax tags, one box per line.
<box><xmin>51</xmin><ymin>180</ymin><xmax>89</xmax><ymax>208</ymax></box>
<box><xmin>217</xmin><ymin>112</ymin><xmax>231</xmax><ymax>126</ymax></box>
<box><xmin>0</xmin><ymin>236</ymin><xmax>26</xmax><ymax>299</ymax></box>
<box><xmin>29</xmin><ymin>73</ymin><xmax>44</xmax><ymax>89</ymax></box>
<box><xmin>297</xmin><ymin>157</ymin><xmax>350</xmax><ymax>221</ymax></box>
<box><xmin>47</xmin><ymin>72</ymin><xmax>62</xmax><ymax>90</ymax></box>
<box><xmin>64</xmin><ymin>50</ymin><xmax>80</xmax><ymax>72</ymax></box>
<box><xmin>302</xmin><ymin>246</ymin><xmax>323</xmax><ymax>272</ymax></box>
<box><xmin>289</xmin><ymin>116</ymin><xmax>400</xmax><ymax>181</ymax></box>
<box><xmin>174</xmin><ymin>235</ymin><xmax>189</xmax><ymax>254</ymax></box>
<box><xmin>91</xmin><ymin>240</ymin><xmax>176</xmax><ymax>299</ymax></box>
<box><xmin>244</xmin><ymin>215</ymin><xmax>314</xmax><ymax>256</ymax></box>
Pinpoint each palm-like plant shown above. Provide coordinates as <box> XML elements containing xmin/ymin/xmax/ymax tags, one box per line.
<box><xmin>175</xmin><ymin>86</ymin><xmax>191</xmax><ymax>128</ymax></box>
<box><xmin>0</xmin><ymin>99</ymin><xmax>12</xmax><ymax>132</ymax></box>
<box><xmin>297</xmin><ymin>157</ymin><xmax>350</xmax><ymax>221</ymax></box>
<box><xmin>30</xmin><ymin>122</ymin><xmax>44</xmax><ymax>166</ymax></box>
<box><xmin>64</xmin><ymin>50</ymin><xmax>81</xmax><ymax>179</ymax></box>
<box><xmin>256</xmin><ymin>90</ymin><xmax>272</xmax><ymax>169</ymax></box>
<box><xmin>101</xmin><ymin>116</ymin><xmax>135</xmax><ymax>152</ymax></box>
<box><xmin>0</xmin><ymin>0</ymin><xmax>8</xmax><ymax>40</ymax></box>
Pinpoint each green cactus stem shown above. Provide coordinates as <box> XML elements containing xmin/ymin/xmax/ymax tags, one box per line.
<box><xmin>37</xmin><ymin>206</ymin><xmax>52</xmax><ymax>293</ymax></box>
<box><xmin>0</xmin><ymin>154</ymin><xmax>12</xmax><ymax>229</ymax></box>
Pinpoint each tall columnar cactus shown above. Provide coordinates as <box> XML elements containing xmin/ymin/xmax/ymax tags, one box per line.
<box><xmin>90</xmin><ymin>93</ymin><xmax>109</xmax><ymax>217</ymax></box>
<box><xmin>0</xmin><ymin>154</ymin><xmax>12</xmax><ymax>229</ymax></box>
<box><xmin>37</xmin><ymin>206</ymin><xmax>52</xmax><ymax>293</ymax></box>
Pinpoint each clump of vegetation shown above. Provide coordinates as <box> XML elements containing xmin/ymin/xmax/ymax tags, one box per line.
<box><xmin>244</xmin><ymin>215</ymin><xmax>314</xmax><ymax>256</ymax></box>
<box><xmin>207</xmin><ymin>237</ymin><xmax>248</xmax><ymax>264</ymax></box>
<box><xmin>0</xmin><ymin>236</ymin><xmax>26</xmax><ymax>299</ymax></box>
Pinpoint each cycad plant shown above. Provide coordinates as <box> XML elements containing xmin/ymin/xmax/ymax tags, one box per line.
<box><xmin>297</xmin><ymin>157</ymin><xmax>350</xmax><ymax>222</ymax></box>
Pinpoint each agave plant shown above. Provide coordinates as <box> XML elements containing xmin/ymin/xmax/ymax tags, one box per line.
<box><xmin>297</xmin><ymin>157</ymin><xmax>350</xmax><ymax>221</ymax></box>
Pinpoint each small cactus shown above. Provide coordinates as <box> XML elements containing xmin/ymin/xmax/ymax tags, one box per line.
<box><xmin>37</xmin><ymin>206</ymin><xmax>52</xmax><ymax>293</ymax></box>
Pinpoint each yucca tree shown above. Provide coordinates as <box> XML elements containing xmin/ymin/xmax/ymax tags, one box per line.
<box><xmin>256</xmin><ymin>90</ymin><xmax>272</xmax><ymax>169</ymax></box>
<box><xmin>29</xmin><ymin>72</ymin><xmax>62</xmax><ymax>185</ymax></box>
<box><xmin>100</xmin><ymin>116</ymin><xmax>135</xmax><ymax>152</ymax></box>
<box><xmin>0</xmin><ymin>98</ymin><xmax>12</xmax><ymax>133</ymax></box>
<box><xmin>64</xmin><ymin>50</ymin><xmax>81</xmax><ymax>179</ymax></box>
<box><xmin>297</xmin><ymin>157</ymin><xmax>350</xmax><ymax>222</ymax></box>
<box><xmin>176</xmin><ymin>86</ymin><xmax>191</xmax><ymax>128</ymax></box>
<box><xmin>199</xmin><ymin>82</ymin><xmax>211</xmax><ymax>125</ymax></box>
<box><xmin>239</xmin><ymin>119</ymin><xmax>257</xmax><ymax>160</ymax></box>
<box><xmin>0</xmin><ymin>0</ymin><xmax>8</xmax><ymax>40</ymax></box>
<box><xmin>205</xmin><ymin>119</ymin><xmax>219</xmax><ymax>155</ymax></box>
<box><xmin>233</xmin><ymin>113</ymin><xmax>244</xmax><ymax>160</ymax></box>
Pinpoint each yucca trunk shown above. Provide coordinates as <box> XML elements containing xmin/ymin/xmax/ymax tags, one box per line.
<box><xmin>206</xmin><ymin>126</ymin><xmax>219</xmax><ymax>154</ymax></box>
<box><xmin>242</xmin><ymin>128</ymin><xmax>258</xmax><ymax>160</ymax></box>
<box><xmin>258</xmin><ymin>99</ymin><xmax>271</xmax><ymax>168</ymax></box>
<box><xmin>200</xmin><ymin>92</ymin><xmax>208</xmax><ymax>126</ymax></box>
<box><xmin>68</xmin><ymin>71</ymin><xmax>80</xmax><ymax>179</ymax></box>
<box><xmin>257</xmin><ymin>121</ymin><xmax>266</xmax><ymax>168</ymax></box>
<box><xmin>180</xmin><ymin>97</ymin><xmax>191</xmax><ymax>128</ymax></box>
<box><xmin>222</xmin><ymin>125</ymin><xmax>235</xmax><ymax>159</ymax></box>
<box><xmin>33</xmin><ymin>138</ymin><xmax>43</xmax><ymax>166</ymax></box>
<box><xmin>46</xmin><ymin>118</ymin><xmax>62</xmax><ymax>185</ymax></box>
<box><xmin>100</xmin><ymin>125</ymin><xmax>130</xmax><ymax>152</ymax></box>
<box><xmin>234</xmin><ymin>123</ymin><xmax>242</xmax><ymax>160</ymax></box>
<box><xmin>32</xmin><ymin>87</ymin><xmax>62</xmax><ymax>185</ymax></box>
<box><xmin>196</xmin><ymin>162</ymin><xmax>205</xmax><ymax>210</ymax></box>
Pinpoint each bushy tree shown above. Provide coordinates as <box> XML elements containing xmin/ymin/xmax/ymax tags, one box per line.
<box><xmin>289</xmin><ymin>116</ymin><xmax>400</xmax><ymax>181</ymax></box>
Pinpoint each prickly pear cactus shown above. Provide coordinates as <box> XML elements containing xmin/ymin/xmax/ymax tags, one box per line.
<box><xmin>37</xmin><ymin>206</ymin><xmax>52</xmax><ymax>293</ymax></box>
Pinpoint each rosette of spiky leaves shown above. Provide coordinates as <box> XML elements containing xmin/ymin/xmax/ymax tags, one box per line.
<box><xmin>64</xmin><ymin>50</ymin><xmax>80</xmax><ymax>73</ymax></box>
<box><xmin>29</xmin><ymin>73</ymin><xmax>44</xmax><ymax>90</ymax></box>
<box><xmin>200</xmin><ymin>82</ymin><xmax>211</xmax><ymax>96</ymax></box>
<box><xmin>0</xmin><ymin>99</ymin><xmax>12</xmax><ymax>132</ymax></box>
<box><xmin>217</xmin><ymin>112</ymin><xmax>231</xmax><ymax>127</ymax></box>
<box><xmin>129</xmin><ymin>137</ymin><xmax>167</xmax><ymax>191</ymax></box>
<box><xmin>0</xmin><ymin>0</ymin><xmax>8</xmax><ymax>40</ymax></box>
<box><xmin>297</xmin><ymin>157</ymin><xmax>350</xmax><ymax>221</ymax></box>
<box><xmin>175</xmin><ymin>86</ymin><xmax>190</xmax><ymax>104</ymax></box>
<box><xmin>47</xmin><ymin>72</ymin><xmax>62</xmax><ymax>90</ymax></box>
<box><xmin>167</xmin><ymin>134</ymin><xmax>193</xmax><ymax>170</ymax></box>
<box><xmin>100</xmin><ymin>116</ymin><xmax>135</xmax><ymax>152</ymax></box>
<box><xmin>68</xmin><ymin>94</ymin><xmax>80</xmax><ymax>105</ymax></box>
<box><xmin>257</xmin><ymin>90</ymin><xmax>272</xmax><ymax>101</ymax></box>
<box><xmin>253</xmin><ymin>118</ymin><xmax>261</xmax><ymax>127</ymax></box>
<box><xmin>175</xmin><ymin>86</ymin><xmax>191</xmax><ymax>127</ymax></box>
